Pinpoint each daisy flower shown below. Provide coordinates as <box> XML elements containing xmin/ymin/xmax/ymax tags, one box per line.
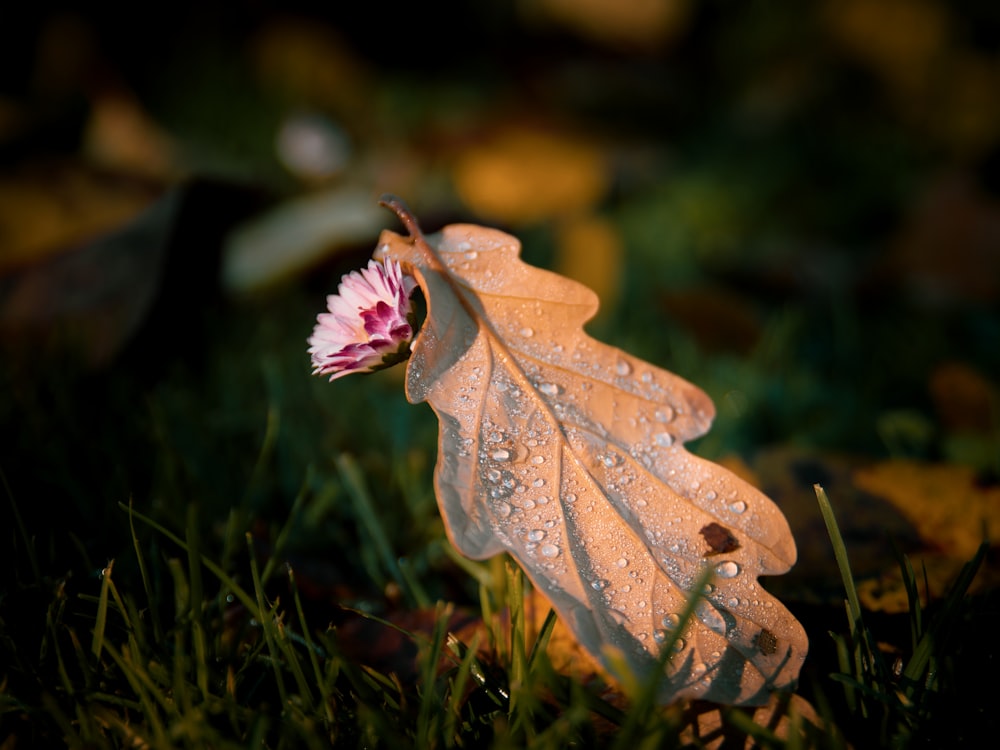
<box><xmin>308</xmin><ymin>259</ymin><xmax>418</xmax><ymax>380</ymax></box>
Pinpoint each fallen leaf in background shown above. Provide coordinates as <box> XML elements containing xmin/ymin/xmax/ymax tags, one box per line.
<box><xmin>660</xmin><ymin>286</ymin><xmax>762</xmax><ymax>355</ymax></box>
<box><xmin>221</xmin><ymin>187</ymin><xmax>386</xmax><ymax>292</ymax></box>
<box><xmin>552</xmin><ymin>214</ymin><xmax>623</xmax><ymax>317</ymax></box>
<box><xmin>83</xmin><ymin>92</ymin><xmax>178</xmax><ymax>180</ymax></box>
<box><xmin>853</xmin><ymin>460</ymin><xmax>999</xmax><ymax>563</ymax></box>
<box><xmin>823</xmin><ymin>0</ymin><xmax>948</xmax><ymax>98</ymax></box>
<box><xmin>887</xmin><ymin>172</ymin><xmax>1000</xmax><ymax>305</ymax></box>
<box><xmin>929</xmin><ymin>361</ymin><xmax>998</xmax><ymax>435</ymax></box>
<box><xmin>0</xmin><ymin>161</ymin><xmax>157</xmax><ymax>275</ymax></box>
<box><xmin>251</xmin><ymin>16</ymin><xmax>373</xmax><ymax>123</ymax></box>
<box><xmin>929</xmin><ymin>52</ymin><xmax>1000</xmax><ymax>156</ymax></box>
<box><xmin>0</xmin><ymin>178</ymin><xmax>177</xmax><ymax>367</ymax></box>
<box><xmin>452</xmin><ymin>127</ymin><xmax>607</xmax><ymax>226</ymax></box>
<box><xmin>524</xmin><ymin>0</ymin><xmax>692</xmax><ymax>52</ymax></box>
<box><xmin>375</xmin><ymin>197</ymin><xmax>807</xmax><ymax>705</ymax></box>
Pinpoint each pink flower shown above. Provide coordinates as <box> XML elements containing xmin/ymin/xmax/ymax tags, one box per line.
<box><xmin>308</xmin><ymin>259</ymin><xmax>418</xmax><ymax>380</ymax></box>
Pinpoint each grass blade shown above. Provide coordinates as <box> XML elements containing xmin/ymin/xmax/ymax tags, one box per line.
<box><xmin>91</xmin><ymin>560</ymin><xmax>114</xmax><ymax>660</ymax></box>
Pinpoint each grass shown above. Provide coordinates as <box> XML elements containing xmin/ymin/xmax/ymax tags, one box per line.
<box><xmin>1</xmin><ymin>451</ymin><xmax>987</xmax><ymax>748</ymax></box>
<box><xmin>1</xmin><ymin>225</ymin><xmax>994</xmax><ymax>748</ymax></box>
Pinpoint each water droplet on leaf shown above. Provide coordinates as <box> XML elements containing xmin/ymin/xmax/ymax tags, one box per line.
<box><xmin>716</xmin><ymin>561</ymin><xmax>740</xmax><ymax>579</ymax></box>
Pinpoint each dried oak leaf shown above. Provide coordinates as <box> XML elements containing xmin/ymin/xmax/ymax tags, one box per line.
<box><xmin>375</xmin><ymin>197</ymin><xmax>807</xmax><ymax>705</ymax></box>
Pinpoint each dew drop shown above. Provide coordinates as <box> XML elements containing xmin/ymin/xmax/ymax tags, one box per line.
<box><xmin>705</xmin><ymin>490</ymin><xmax>717</xmax><ymax>501</ymax></box>
<box><xmin>691</xmin><ymin>662</ymin><xmax>707</xmax><ymax>678</ymax></box>
<box><xmin>701</xmin><ymin>606</ymin><xmax>727</xmax><ymax>635</ymax></box>
<box><xmin>537</xmin><ymin>496</ymin><xmax>550</xmax><ymax>505</ymax></box>
<box><xmin>541</xmin><ymin>543</ymin><xmax>560</xmax><ymax>558</ymax></box>
<box><xmin>491</xmin><ymin>449</ymin><xmax>511</xmax><ymax>462</ymax></box>
<box><xmin>527</xmin><ymin>529</ymin><xmax>546</xmax><ymax>542</ymax></box>
<box><xmin>615</xmin><ymin>360</ymin><xmax>632</xmax><ymax>376</ymax></box>
<box><xmin>620</xmin><ymin>584</ymin><xmax>631</xmax><ymax>593</ymax></box>
<box><xmin>564</xmin><ymin>493</ymin><xmax>577</xmax><ymax>503</ymax></box>
<box><xmin>727</xmin><ymin>597</ymin><xmax>740</xmax><ymax>608</ymax></box>
<box><xmin>601</xmin><ymin>452</ymin><xmax>622</xmax><ymax>467</ymax></box>
<box><xmin>591</xmin><ymin>579</ymin><xmax>610</xmax><ymax>591</ymax></box>
<box><xmin>641</xmin><ymin>372</ymin><xmax>653</xmax><ymax>383</ymax></box>
<box><xmin>486</xmin><ymin>469</ymin><xmax>501</xmax><ymax>483</ymax></box>
<box><xmin>654</xmin><ymin>407</ymin><xmax>674</xmax><ymax>423</ymax></box>
<box><xmin>538</xmin><ymin>382</ymin><xmax>561</xmax><ymax>396</ymax></box>
<box><xmin>464</xmin><ymin>250</ymin><xmax>478</xmax><ymax>260</ymax></box>
<box><xmin>653</xmin><ymin>629</ymin><xmax>669</xmax><ymax>643</ymax></box>
<box><xmin>654</xmin><ymin>432</ymin><xmax>674</xmax><ymax>447</ymax></box>
<box><xmin>522</xmin><ymin>499</ymin><xmax>536</xmax><ymax>510</ymax></box>
<box><xmin>715</xmin><ymin>561</ymin><xmax>740</xmax><ymax>579</ymax></box>
<box><xmin>662</xmin><ymin>613</ymin><xmax>681</xmax><ymax>629</ymax></box>
<box><xmin>531</xmin><ymin>455</ymin><xmax>545</xmax><ymax>465</ymax></box>
<box><xmin>616</xmin><ymin>557</ymin><xmax>629</xmax><ymax>568</ymax></box>
<box><xmin>488</xmin><ymin>431</ymin><xmax>503</xmax><ymax>443</ymax></box>
<box><xmin>532</xmin><ymin>478</ymin><xmax>545</xmax><ymax>488</ymax></box>
<box><xmin>520</xmin><ymin>327</ymin><xmax>534</xmax><ymax>338</ymax></box>
<box><xmin>728</xmin><ymin>500</ymin><xmax>747</xmax><ymax>514</ymax></box>
<box><xmin>495</xmin><ymin>502</ymin><xmax>512</xmax><ymax>518</ymax></box>
<box><xmin>672</xmin><ymin>638</ymin><xmax>686</xmax><ymax>652</ymax></box>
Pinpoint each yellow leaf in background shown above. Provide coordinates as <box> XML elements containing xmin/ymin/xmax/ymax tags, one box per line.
<box><xmin>375</xmin><ymin>197</ymin><xmax>806</xmax><ymax>705</ymax></box>
<box><xmin>524</xmin><ymin>0</ymin><xmax>692</xmax><ymax>52</ymax></box>
<box><xmin>452</xmin><ymin>128</ymin><xmax>607</xmax><ymax>226</ymax></box>
<box><xmin>83</xmin><ymin>93</ymin><xmax>177</xmax><ymax>180</ymax></box>
<box><xmin>0</xmin><ymin>162</ymin><xmax>156</xmax><ymax>274</ymax></box>
<box><xmin>553</xmin><ymin>214</ymin><xmax>623</xmax><ymax>317</ymax></box>
<box><xmin>929</xmin><ymin>361</ymin><xmax>998</xmax><ymax>435</ymax></box>
<box><xmin>824</xmin><ymin>0</ymin><xmax>948</xmax><ymax>97</ymax></box>
<box><xmin>931</xmin><ymin>53</ymin><xmax>1000</xmax><ymax>157</ymax></box>
<box><xmin>853</xmin><ymin>460</ymin><xmax>999</xmax><ymax>562</ymax></box>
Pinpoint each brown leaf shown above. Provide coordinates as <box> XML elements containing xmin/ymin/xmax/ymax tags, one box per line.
<box><xmin>375</xmin><ymin>197</ymin><xmax>807</xmax><ymax>705</ymax></box>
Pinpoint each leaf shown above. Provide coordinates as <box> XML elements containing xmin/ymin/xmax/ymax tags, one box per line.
<box><xmin>374</xmin><ymin>196</ymin><xmax>807</xmax><ymax>705</ymax></box>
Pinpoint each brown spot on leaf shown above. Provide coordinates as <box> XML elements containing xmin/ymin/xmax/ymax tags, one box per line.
<box><xmin>756</xmin><ymin>629</ymin><xmax>778</xmax><ymax>656</ymax></box>
<box><xmin>699</xmin><ymin>522</ymin><xmax>740</xmax><ymax>554</ymax></box>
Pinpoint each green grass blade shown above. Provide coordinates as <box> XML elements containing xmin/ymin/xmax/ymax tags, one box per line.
<box><xmin>261</xmin><ymin>466</ymin><xmax>312</xmax><ymax>583</ymax></box>
<box><xmin>611</xmin><ymin>564</ymin><xmax>714</xmax><ymax>750</ymax></box>
<box><xmin>185</xmin><ymin>504</ymin><xmax>210</xmax><ymax>699</ymax></box>
<box><xmin>336</xmin><ymin>453</ymin><xmax>415</xmax><ymax>602</ymax></box>
<box><xmin>120</xmin><ymin>502</ymin><xmax>259</xmax><ymax>613</ymax></box>
<box><xmin>2</xmin><ymin>470</ymin><xmax>42</xmax><ymax>584</ymax></box>
<box><xmin>127</xmin><ymin>499</ymin><xmax>163</xmax><ymax>643</ymax></box>
<box><xmin>91</xmin><ymin>559</ymin><xmax>114</xmax><ymax>660</ymax></box>
<box><xmin>288</xmin><ymin>566</ymin><xmax>333</xmax><ymax>722</ymax></box>
<box><xmin>814</xmin><ymin>485</ymin><xmax>865</xmax><ymax>640</ymax></box>
<box><xmin>527</xmin><ymin>607</ymin><xmax>557</xmax><ymax>671</ymax></box>
<box><xmin>901</xmin><ymin>542</ymin><xmax>986</xmax><ymax>692</ymax></box>
<box><xmin>416</xmin><ymin>601</ymin><xmax>451</xmax><ymax>745</ymax></box>
<box><xmin>247</xmin><ymin>533</ymin><xmax>290</xmax><ymax>710</ymax></box>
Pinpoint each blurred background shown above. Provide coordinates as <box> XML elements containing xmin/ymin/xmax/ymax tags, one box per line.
<box><xmin>2</xmin><ymin>0</ymin><xmax>999</xmax><ymax>673</ymax></box>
